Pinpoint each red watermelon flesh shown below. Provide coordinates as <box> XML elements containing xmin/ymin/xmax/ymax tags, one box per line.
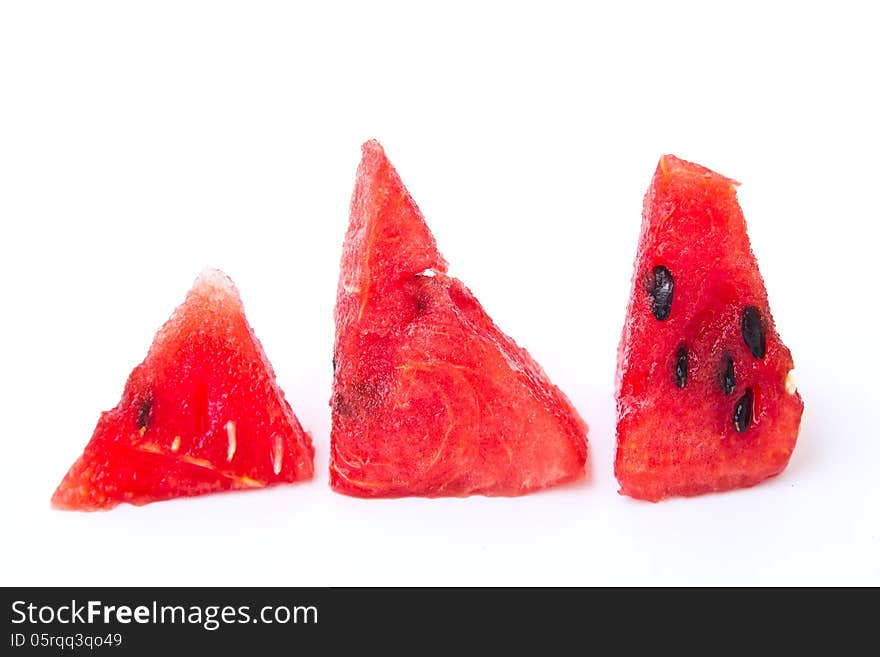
<box><xmin>615</xmin><ymin>155</ymin><xmax>803</xmax><ymax>501</ymax></box>
<box><xmin>330</xmin><ymin>140</ymin><xmax>588</xmax><ymax>497</ymax></box>
<box><xmin>52</xmin><ymin>269</ymin><xmax>314</xmax><ymax>510</ymax></box>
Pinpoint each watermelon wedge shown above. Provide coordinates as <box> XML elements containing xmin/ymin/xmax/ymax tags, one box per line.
<box><xmin>615</xmin><ymin>155</ymin><xmax>804</xmax><ymax>501</ymax></box>
<box><xmin>330</xmin><ymin>140</ymin><xmax>588</xmax><ymax>497</ymax></box>
<box><xmin>52</xmin><ymin>269</ymin><xmax>314</xmax><ymax>510</ymax></box>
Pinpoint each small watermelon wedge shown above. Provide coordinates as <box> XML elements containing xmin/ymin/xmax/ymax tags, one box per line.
<box><xmin>615</xmin><ymin>155</ymin><xmax>804</xmax><ymax>501</ymax></box>
<box><xmin>52</xmin><ymin>269</ymin><xmax>314</xmax><ymax>510</ymax></box>
<box><xmin>330</xmin><ymin>140</ymin><xmax>588</xmax><ymax>497</ymax></box>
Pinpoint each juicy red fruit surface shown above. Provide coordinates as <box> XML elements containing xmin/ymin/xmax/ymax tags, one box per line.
<box><xmin>615</xmin><ymin>155</ymin><xmax>803</xmax><ymax>502</ymax></box>
<box><xmin>330</xmin><ymin>141</ymin><xmax>588</xmax><ymax>497</ymax></box>
<box><xmin>52</xmin><ymin>269</ymin><xmax>314</xmax><ymax>510</ymax></box>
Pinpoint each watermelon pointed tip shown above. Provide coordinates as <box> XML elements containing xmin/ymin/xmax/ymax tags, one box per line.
<box><xmin>361</xmin><ymin>138</ymin><xmax>384</xmax><ymax>152</ymax></box>
<box><xmin>355</xmin><ymin>140</ymin><xmax>392</xmax><ymax>186</ymax></box>
<box><xmin>361</xmin><ymin>139</ymin><xmax>388</xmax><ymax>164</ymax></box>
<box><xmin>50</xmin><ymin>481</ymin><xmax>109</xmax><ymax>512</ymax></box>
<box><xmin>49</xmin><ymin>487</ymin><xmax>66</xmax><ymax>510</ymax></box>
<box><xmin>656</xmin><ymin>154</ymin><xmax>740</xmax><ymax>188</ymax></box>
<box><xmin>194</xmin><ymin>266</ymin><xmax>234</xmax><ymax>289</ymax></box>
<box><xmin>191</xmin><ymin>267</ymin><xmax>242</xmax><ymax>306</ymax></box>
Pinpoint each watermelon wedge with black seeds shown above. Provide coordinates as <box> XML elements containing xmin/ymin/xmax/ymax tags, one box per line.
<box><xmin>615</xmin><ymin>155</ymin><xmax>804</xmax><ymax>501</ymax></box>
<box><xmin>52</xmin><ymin>269</ymin><xmax>314</xmax><ymax>510</ymax></box>
<box><xmin>330</xmin><ymin>140</ymin><xmax>588</xmax><ymax>497</ymax></box>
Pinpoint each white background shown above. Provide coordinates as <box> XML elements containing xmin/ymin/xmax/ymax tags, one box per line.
<box><xmin>1</xmin><ymin>2</ymin><xmax>877</xmax><ymax>586</ymax></box>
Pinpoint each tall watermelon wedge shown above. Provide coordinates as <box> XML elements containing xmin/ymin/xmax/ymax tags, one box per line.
<box><xmin>52</xmin><ymin>269</ymin><xmax>315</xmax><ymax>510</ymax></box>
<box><xmin>330</xmin><ymin>140</ymin><xmax>588</xmax><ymax>497</ymax></box>
<box><xmin>615</xmin><ymin>155</ymin><xmax>804</xmax><ymax>501</ymax></box>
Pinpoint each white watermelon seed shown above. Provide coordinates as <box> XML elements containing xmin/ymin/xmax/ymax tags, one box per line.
<box><xmin>226</xmin><ymin>421</ymin><xmax>237</xmax><ymax>462</ymax></box>
<box><xmin>272</xmin><ymin>435</ymin><xmax>283</xmax><ymax>475</ymax></box>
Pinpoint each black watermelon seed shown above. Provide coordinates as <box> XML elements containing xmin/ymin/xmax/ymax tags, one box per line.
<box><xmin>136</xmin><ymin>397</ymin><xmax>152</xmax><ymax>432</ymax></box>
<box><xmin>332</xmin><ymin>358</ymin><xmax>337</xmax><ymax>375</ymax></box>
<box><xmin>720</xmin><ymin>354</ymin><xmax>736</xmax><ymax>395</ymax></box>
<box><xmin>648</xmin><ymin>265</ymin><xmax>674</xmax><ymax>321</ymax></box>
<box><xmin>733</xmin><ymin>388</ymin><xmax>754</xmax><ymax>433</ymax></box>
<box><xmin>674</xmin><ymin>344</ymin><xmax>688</xmax><ymax>388</ymax></box>
<box><xmin>741</xmin><ymin>306</ymin><xmax>766</xmax><ymax>359</ymax></box>
<box><xmin>333</xmin><ymin>392</ymin><xmax>352</xmax><ymax>417</ymax></box>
